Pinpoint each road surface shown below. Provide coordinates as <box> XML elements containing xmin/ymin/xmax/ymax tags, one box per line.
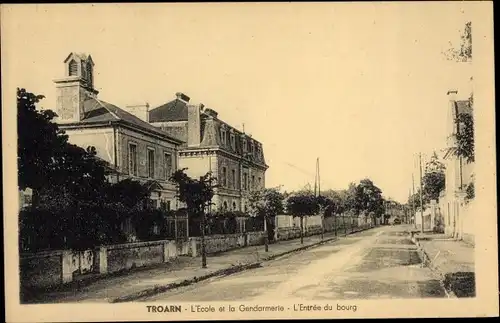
<box><xmin>141</xmin><ymin>225</ymin><xmax>447</xmax><ymax>301</ymax></box>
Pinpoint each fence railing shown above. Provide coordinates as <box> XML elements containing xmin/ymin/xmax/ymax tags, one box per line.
<box><xmin>188</xmin><ymin>216</ymin><xmax>268</xmax><ymax>237</ymax></box>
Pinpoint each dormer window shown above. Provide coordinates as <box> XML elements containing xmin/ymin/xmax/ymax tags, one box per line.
<box><xmin>242</xmin><ymin>138</ymin><xmax>247</xmax><ymax>153</ymax></box>
<box><xmin>220</xmin><ymin>129</ymin><xmax>226</xmax><ymax>145</ymax></box>
<box><xmin>69</xmin><ymin>59</ymin><xmax>78</xmax><ymax>76</ymax></box>
<box><xmin>230</xmin><ymin>133</ymin><xmax>235</xmax><ymax>150</ymax></box>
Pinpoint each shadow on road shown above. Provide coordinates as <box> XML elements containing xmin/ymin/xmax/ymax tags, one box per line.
<box><xmin>444</xmin><ymin>272</ymin><xmax>476</xmax><ymax>297</ymax></box>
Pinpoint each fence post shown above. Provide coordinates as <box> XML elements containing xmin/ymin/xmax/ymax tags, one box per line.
<box><xmin>99</xmin><ymin>246</ymin><xmax>108</xmax><ymax>275</ymax></box>
<box><xmin>61</xmin><ymin>250</ymin><xmax>74</xmax><ymax>284</ymax></box>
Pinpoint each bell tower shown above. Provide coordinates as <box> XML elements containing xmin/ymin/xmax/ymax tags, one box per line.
<box><xmin>53</xmin><ymin>52</ymin><xmax>99</xmax><ymax>123</ymax></box>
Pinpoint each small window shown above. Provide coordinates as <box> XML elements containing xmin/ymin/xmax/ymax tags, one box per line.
<box><xmin>164</xmin><ymin>153</ymin><xmax>173</xmax><ymax>180</ymax></box>
<box><xmin>251</xmin><ymin>175</ymin><xmax>255</xmax><ymax>190</ymax></box>
<box><xmin>161</xmin><ymin>200</ymin><xmax>171</xmax><ymax>211</ymax></box>
<box><xmin>128</xmin><ymin>143</ymin><xmax>138</xmax><ymax>176</ymax></box>
<box><xmin>69</xmin><ymin>59</ymin><xmax>78</xmax><ymax>76</ymax></box>
<box><xmin>147</xmin><ymin>148</ymin><xmax>155</xmax><ymax>178</ymax></box>
<box><xmin>232</xmin><ymin>169</ymin><xmax>236</xmax><ymax>189</ymax></box>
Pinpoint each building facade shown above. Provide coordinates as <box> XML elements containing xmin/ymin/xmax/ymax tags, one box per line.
<box><xmin>439</xmin><ymin>89</ymin><xmax>475</xmax><ymax>242</ymax></box>
<box><xmin>53</xmin><ymin>52</ymin><xmax>184</xmax><ymax>211</ymax></box>
<box><xmin>141</xmin><ymin>92</ymin><xmax>269</xmax><ymax>213</ymax></box>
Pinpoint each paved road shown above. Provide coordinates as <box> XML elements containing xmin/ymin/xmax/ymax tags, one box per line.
<box><xmin>141</xmin><ymin>225</ymin><xmax>447</xmax><ymax>301</ymax></box>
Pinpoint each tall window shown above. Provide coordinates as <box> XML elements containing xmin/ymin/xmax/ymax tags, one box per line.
<box><xmin>147</xmin><ymin>148</ymin><xmax>155</xmax><ymax>178</ymax></box>
<box><xmin>86</xmin><ymin>62</ymin><xmax>93</xmax><ymax>88</ymax></box>
<box><xmin>251</xmin><ymin>175</ymin><xmax>255</xmax><ymax>190</ymax></box>
<box><xmin>222</xmin><ymin>167</ymin><xmax>227</xmax><ymax>187</ymax></box>
<box><xmin>232</xmin><ymin>169</ymin><xmax>236</xmax><ymax>188</ymax></box>
<box><xmin>128</xmin><ymin>143</ymin><xmax>138</xmax><ymax>176</ymax></box>
<box><xmin>230</xmin><ymin>134</ymin><xmax>235</xmax><ymax>150</ymax></box>
<box><xmin>242</xmin><ymin>139</ymin><xmax>247</xmax><ymax>153</ymax></box>
<box><xmin>161</xmin><ymin>200</ymin><xmax>171</xmax><ymax>211</ymax></box>
<box><xmin>258</xmin><ymin>177</ymin><xmax>262</xmax><ymax>188</ymax></box>
<box><xmin>69</xmin><ymin>59</ymin><xmax>78</xmax><ymax>76</ymax></box>
<box><xmin>243</xmin><ymin>173</ymin><xmax>248</xmax><ymax>190</ymax></box>
<box><xmin>220</xmin><ymin>129</ymin><xmax>226</xmax><ymax>145</ymax></box>
<box><xmin>164</xmin><ymin>153</ymin><xmax>173</xmax><ymax>180</ymax></box>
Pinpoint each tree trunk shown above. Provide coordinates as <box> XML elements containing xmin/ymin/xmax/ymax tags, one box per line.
<box><xmin>200</xmin><ymin>209</ymin><xmax>207</xmax><ymax>268</ymax></box>
<box><xmin>300</xmin><ymin>216</ymin><xmax>304</xmax><ymax>244</ymax></box>
<box><xmin>264</xmin><ymin>215</ymin><xmax>269</xmax><ymax>252</ymax></box>
<box><xmin>334</xmin><ymin>215</ymin><xmax>337</xmax><ymax>236</ymax></box>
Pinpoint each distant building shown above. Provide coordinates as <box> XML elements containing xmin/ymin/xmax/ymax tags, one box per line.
<box><xmin>52</xmin><ymin>52</ymin><xmax>184</xmax><ymax>213</ymax></box>
<box><xmin>128</xmin><ymin>92</ymin><xmax>269</xmax><ymax>213</ymax></box>
<box><xmin>439</xmin><ymin>90</ymin><xmax>474</xmax><ymax>241</ymax></box>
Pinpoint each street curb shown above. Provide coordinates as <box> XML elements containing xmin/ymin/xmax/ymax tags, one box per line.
<box><xmin>111</xmin><ymin>226</ymin><xmax>374</xmax><ymax>303</ymax></box>
<box><xmin>111</xmin><ymin>262</ymin><xmax>263</xmax><ymax>303</ymax></box>
<box><xmin>408</xmin><ymin>232</ymin><xmax>458</xmax><ymax>299</ymax></box>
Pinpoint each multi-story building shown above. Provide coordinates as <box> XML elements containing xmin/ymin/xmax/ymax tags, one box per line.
<box><xmin>52</xmin><ymin>52</ymin><xmax>184</xmax><ymax>212</ymax></box>
<box><xmin>439</xmin><ymin>89</ymin><xmax>475</xmax><ymax>241</ymax></box>
<box><xmin>129</xmin><ymin>92</ymin><xmax>269</xmax><ymax>213</ymax></box>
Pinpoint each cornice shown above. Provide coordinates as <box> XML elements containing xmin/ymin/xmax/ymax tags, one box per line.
<box><xmin>179</xmin><ymin>146</ymin><xmax>268</xmax><ymax>170</ymax></box>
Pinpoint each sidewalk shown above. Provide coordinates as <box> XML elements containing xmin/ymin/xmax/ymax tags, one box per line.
<box><xmin>412</xmin><ymin>232</ymin><xmax>475</xmax><ymax>297</ymax></box>
<box><xmin>22</xmin><ymin>227</ymin><xmax>372</xmax><ymax>304</ymax></box>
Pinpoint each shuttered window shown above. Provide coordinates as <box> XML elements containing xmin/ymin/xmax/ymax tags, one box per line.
<box><xmin>69</xmin><ymin>59</ymin><xmax>78</xmax><ymax>76</ymax></box>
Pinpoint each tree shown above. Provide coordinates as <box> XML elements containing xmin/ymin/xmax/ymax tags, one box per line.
<box><xmin>315</xmin><ymin>195</ymin><xmax>334</xmax><ymax>239</ymax></box>
<box><xmin>248</xmin><ymin>187</ymin><xmax>285</xmax><ymax>251</ymax></box>
<box><xmin>455</xmin><ymin>111</ymin><xmax>475</xmax><ymax>163</ymax></box>
<box><xmin>17</xmin><ymin>88</ymin><xmax>135</xmax><ymax>251</ymax></box>
<box><xmin>408</xmin><ymin>190</ymin><xmax>423</xmax><ymax>211</ymax></box>
<box><xmin>17</xmin><ymin>88</ymin><xmax>68</xmax><ymax>192</ymax></box>
<box><xmin>443</xmin><ymin>21</ymin><xmax>472</xmax><ymax>63</ymax></box>
<box><xmin>170</xmin><ymin>168</ymin><xmax>217</xmax><ymax>268</ymax></box>
<box><xmin>355</xmin><ymin>179</ymin><xmax>385</xmax><ymax>219</ymax></box>
<box><xmin>443</xmin><ymin>22</ymin><xmax>475</xmax><ymax>164</ymax></box>
<box><xmin>286</xmin><ymin>193</ymin><xmax>318</xmax><ymax>244</ymax></box>
<box><xmin>422</xmin><ymin>152</ymin><xmax>446</xmax><ymax>203</ymax></box>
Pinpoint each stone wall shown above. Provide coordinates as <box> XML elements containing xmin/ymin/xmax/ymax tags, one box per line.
<box><xmin>20</xmin><ymin>231</ymin><xmax>267</xmax><ymax>290</ymax></box>
<box><xmin>20</xmin><ymin>250</ymin><xmax>64</xmax><ymax>289</ymax></box>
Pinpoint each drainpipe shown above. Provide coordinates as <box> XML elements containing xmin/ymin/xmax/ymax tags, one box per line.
<box><xmin>112</xmin><ymin>123</ymin><xmax>119</xmax><ymax>183</ymax></box>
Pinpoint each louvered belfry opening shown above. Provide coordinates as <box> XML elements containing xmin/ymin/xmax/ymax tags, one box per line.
<box><xmin>86</xmin><ymin>62</ymin><xmax>93</xmax><ymax>88</ymax></box>
<box><xmin>69</xmin><ymin>59</ymin><xmax>78</xmax><ymax>76</ymax></box>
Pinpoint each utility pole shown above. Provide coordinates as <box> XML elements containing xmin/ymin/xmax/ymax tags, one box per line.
<box><xmin>419</xmin><ymin>153</ymin><xmax>424</xmax><ymax>234</ymax></box>
<box><xmin>412</xmin><ymin>173</ymin><xmax>416</xmax><ymax>228</ymax></box>
<box><xmin>316</xmin><ymin>158</ymin><xmax>325</xmax><ymax>240</ymax></box>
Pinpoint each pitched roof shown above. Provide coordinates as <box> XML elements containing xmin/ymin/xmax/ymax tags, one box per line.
<box><xmin>81</xmin><ymin>97</ymin><xmax>182</xmax><ymax>143</ymax></box>
<box><xmin>149</xmin><ymin>99</ymin><xmax>188</xmax><ymax>122</ymax></box>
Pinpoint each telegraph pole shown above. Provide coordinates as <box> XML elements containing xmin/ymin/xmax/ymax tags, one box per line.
<box><xmin>419</xmin><ymin>153</ymin><xmax>424</xmax><ymax>234</ymax></box>
<box><xmin>412</xmin><ymin>173</ymin><xmax>416</xmax><ymax>228</ymax></box>
<box><xmin>316</xmin><ymin>158</ymin><xmax>325</xmax><ymax>240</ymax></box>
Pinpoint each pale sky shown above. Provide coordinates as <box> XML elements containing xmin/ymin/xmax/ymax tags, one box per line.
<box><xmin>2</xmin><ymin>3</ymin><xmax>476</xmax><ymax>203</ymax></box>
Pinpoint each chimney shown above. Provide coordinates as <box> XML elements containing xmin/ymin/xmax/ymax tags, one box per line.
<box><xmin>125</xmin><ymin>103</ymin><xmax>150</xmax><ymax>123</ymax></box>
<box><xmin>176</xmin><ymin>92</ymin><xmax>191</xmax><ymax>103</ymax></box>
<box><xmin>447</xmin><ymin>89</ymin><xmax>458</xmax><ymax>102</ymax></box>
<box><xmin>187</xmin><ymin>104</ymin><xmax>202</xmax><ymax>147</ymax></box>
<box><xmin>203</xmin><ymin>108</ymin><xmax>218</xmax><ymax>119</ymax></box>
